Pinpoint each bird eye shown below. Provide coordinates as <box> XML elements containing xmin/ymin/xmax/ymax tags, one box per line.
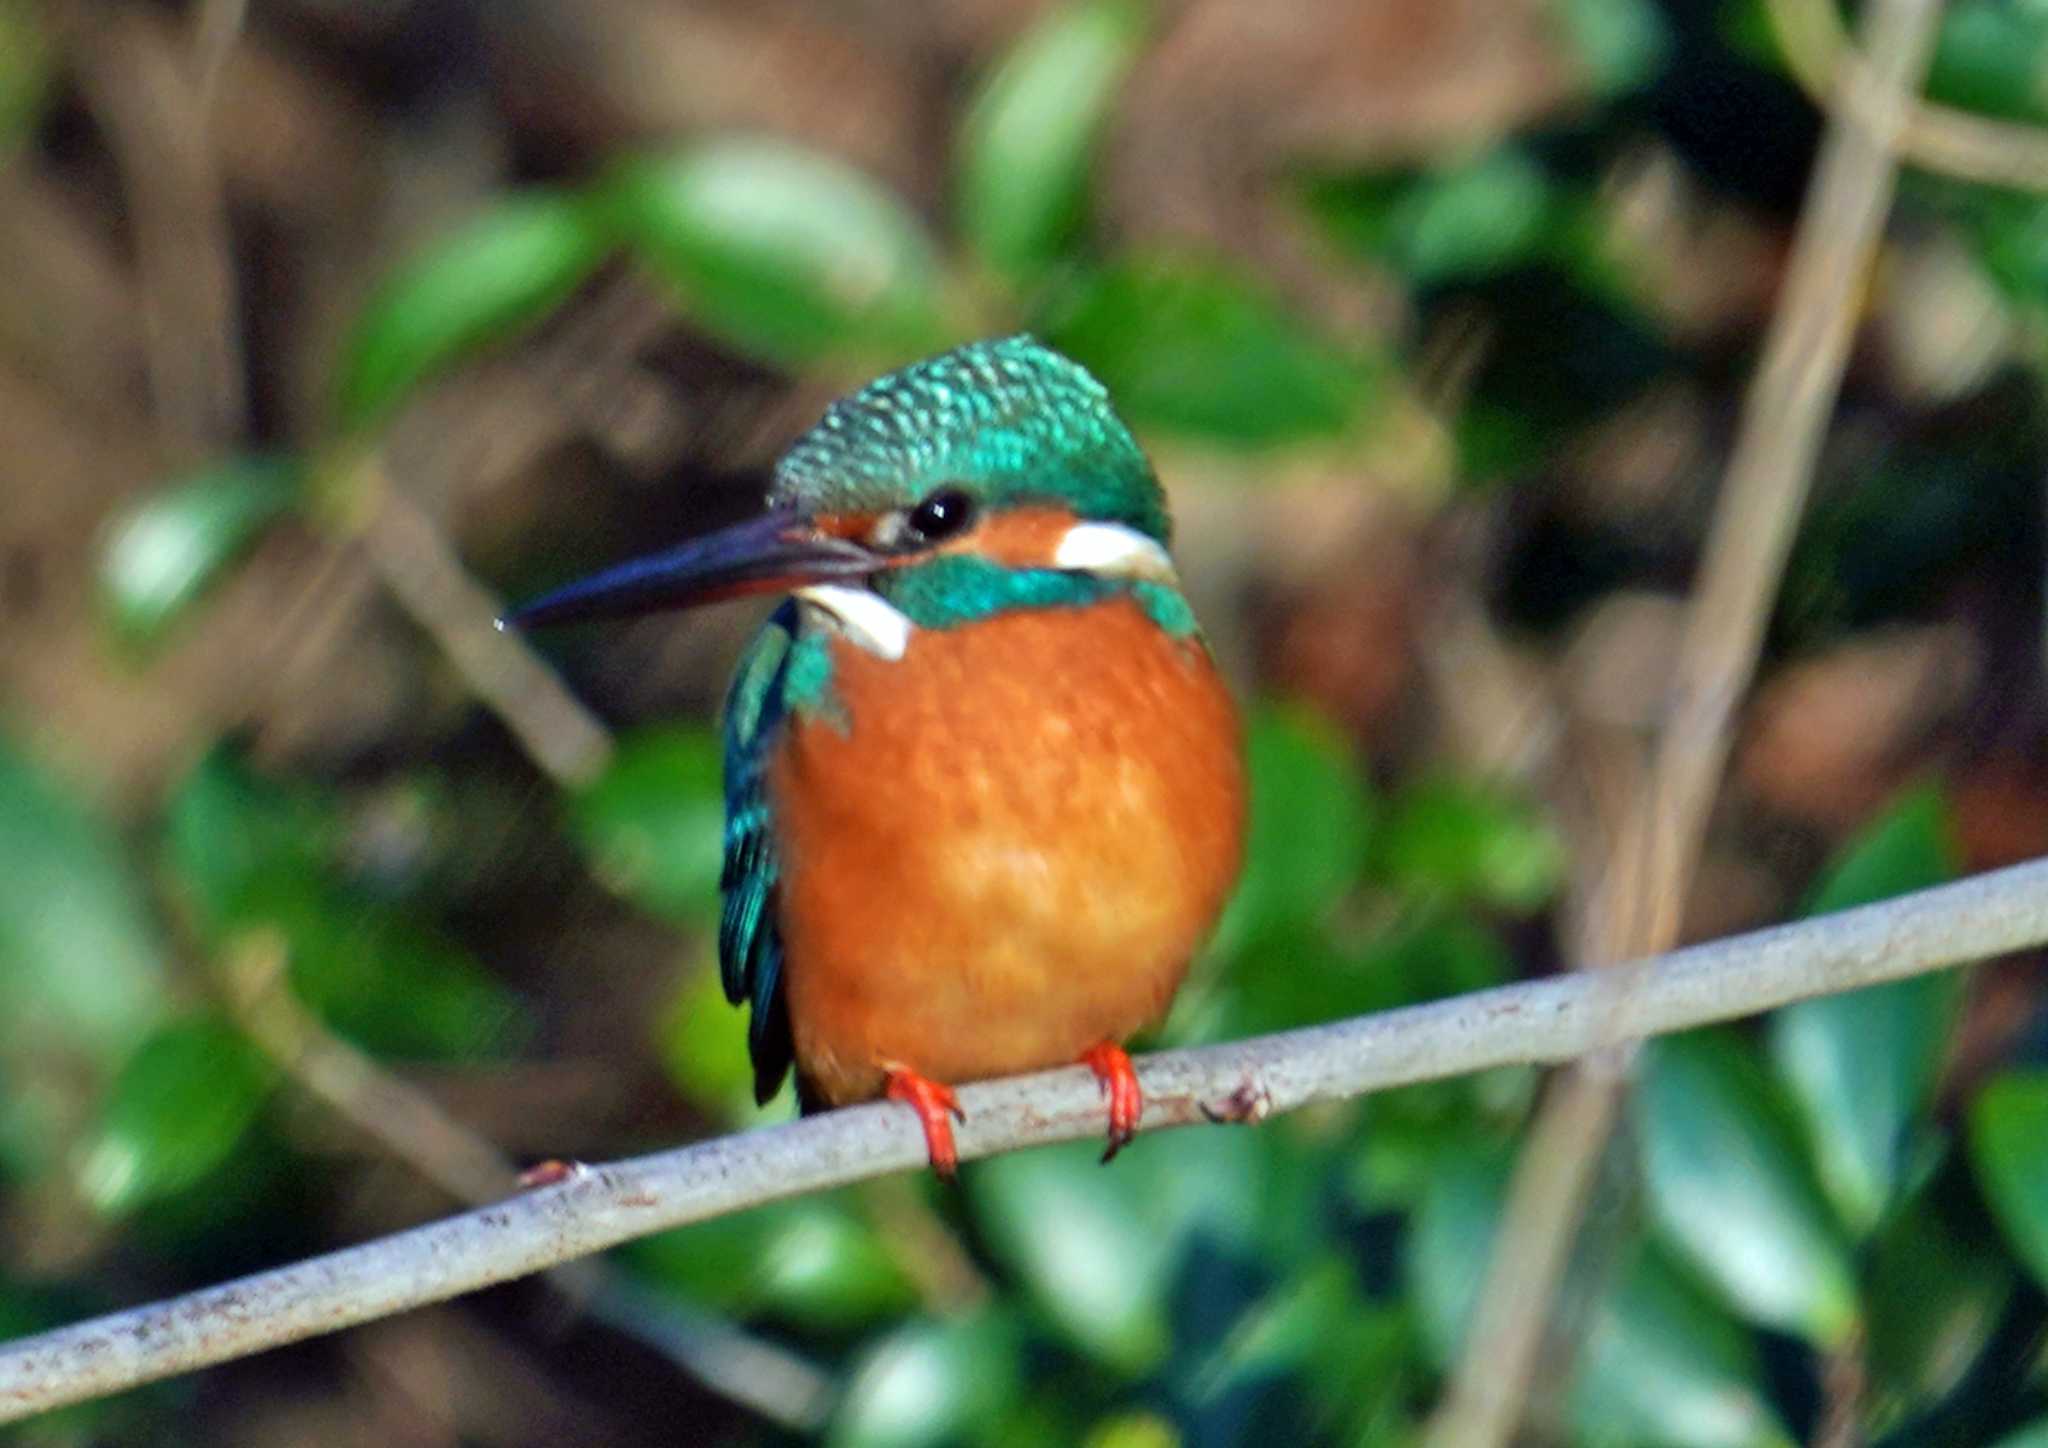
<box><xmin>906</xmin><ymin>488</ymin><xmax>976</xmax><ymax>544</ymax></box>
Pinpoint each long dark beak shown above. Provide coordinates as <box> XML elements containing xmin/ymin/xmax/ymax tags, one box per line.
<box><xmin>502</xmin><ymin>508</ymin><xmax>878</xmax><ymax>629</ymax></box>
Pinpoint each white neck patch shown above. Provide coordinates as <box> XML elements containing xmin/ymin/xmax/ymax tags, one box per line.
<box><xmin>1052</xmin><ymin>522</ymin><xmax>1177</xmax><ymax>583</ymax></box>
<box><xmin>794</xmin><ymin>584</ymin><xmax>913</xmax><ymax>661</ymax></box>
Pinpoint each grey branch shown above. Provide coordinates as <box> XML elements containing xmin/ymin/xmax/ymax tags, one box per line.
<box><xmin>8</xmin><ymin>853</ymin><xmax>2048</xmax><ymax>1424</ymax></box>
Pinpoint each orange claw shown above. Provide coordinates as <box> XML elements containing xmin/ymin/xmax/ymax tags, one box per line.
<box><xmin>885</xmin><ymin>1068</ymin><xmax>966</xmax><ymax>1180</ymax></box>
<box><xmin>1081</xmin><ymin>1041</ymin><xmax>1143</xmax><ymax>1162</ymax></box>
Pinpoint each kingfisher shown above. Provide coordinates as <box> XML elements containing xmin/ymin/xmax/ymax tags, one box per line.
<box><xmin>511</xmin><ymin>336</ymin><xmax>1245</xmax><ymax>1175</ymax></box>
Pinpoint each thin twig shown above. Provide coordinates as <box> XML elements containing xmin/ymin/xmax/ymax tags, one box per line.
<box><xmin>223</xmin><ymin>934</ymin><xmax>509</xmax><ymax>1200</ymax></box>
<box><xmin>5</xmin><ymin>852</ymin><xmax>2048</xmax><ymax>1423</ymax></box>
<box><xmin>188</xmin><ymin>0</ymin><xmax>249</xmax><ymax>116</ymax></box>
<box><xmin>344</xmin><ymin>454</ymin><xmax>615</xmax><ymax>788</ymax></box>
<box><xmin>1426</xmin><ymin>2</ymin><xmax>1943</xmax><ymax>1441</ymax></box>
<box><xmin>1812</xmin><ymin>1327</ymin><xmax>1868</xmax><ymax>1448</ymax></box>
<box><xmin>1770</xmin><ymin>0</ymin><xmax>2048</xmax><ymax>193</ymax></box>
<box><xmin>856</xmin><ymin>1177</ymin><xmax>990</xmax><ymax>1315</ymax></box>
<box><xmin>63</xmin><ymin>3</ymin><xmax>246</xmax><ymax>456</ymax></box>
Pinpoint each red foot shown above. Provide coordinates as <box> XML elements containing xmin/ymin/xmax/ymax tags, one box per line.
<box><xmin>1082</xmin><ymin>1041</ymin><xmax>1143</xmax><ymax>1163</ymax></box>
<box><xmin>885</xmin><ymin>1068</ymin><xmax>966</xmax><ymax>1181</ymax></box>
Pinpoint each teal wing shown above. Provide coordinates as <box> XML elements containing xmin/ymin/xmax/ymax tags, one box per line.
<box><xmin>720</xmin><ymin>601</ymin><xmax>797</xmax><ymax>1103</ymax></box>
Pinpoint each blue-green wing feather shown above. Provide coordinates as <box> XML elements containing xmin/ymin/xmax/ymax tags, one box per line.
<box><xmin>720</xmin><ymin>601</ymin><xmax>797</xmax><ymax>1103</ymax></box>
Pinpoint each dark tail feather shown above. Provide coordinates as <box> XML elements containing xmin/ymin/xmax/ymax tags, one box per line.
<box><xmin>750</xmin><ymin>985</ymin><xmax>795</xmax><ymax>1106</ymax></box>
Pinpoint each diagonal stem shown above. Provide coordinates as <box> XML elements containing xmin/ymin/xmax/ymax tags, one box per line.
<box><xmin>1423</xmin><ymin>1</ymin><xmax>1944</xmax><ymax>1441</ymax></box>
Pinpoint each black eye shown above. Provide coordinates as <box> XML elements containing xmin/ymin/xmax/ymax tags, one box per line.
<box><xmin>907</xmin><ymin>488</ymin><xmax>976</xmax><ymax>543</ymax></box>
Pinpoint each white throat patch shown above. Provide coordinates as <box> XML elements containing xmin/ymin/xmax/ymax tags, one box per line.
<box><xmin>1052</xmin><ymin>522</ymin><xmax>1177</xmax><ymax>583</ymax></box>
<box><xmin>794</xmin><ymin>584</ymin><xmax>913</xmax><ymax>661</ymax></box>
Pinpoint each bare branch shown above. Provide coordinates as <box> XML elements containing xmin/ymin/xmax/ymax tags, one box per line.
<box><xmin>347</xmin><ymin>458</ymin><xmax>615</xmax><ymax>788</ymax></box>
<box><xmin>7</xmin><ymin>852</ymin><xmax>2048</xmax><ymax>1424</ymax></box>
<box><xmin>63</xmin><ymin>3</ymin><xmax>246</xmax><ymax>456</ymax></box>
<box><xmin>1770</xmin><ymin>0</ymin><xmax>2048</xmax><ymax>192</ymax></box>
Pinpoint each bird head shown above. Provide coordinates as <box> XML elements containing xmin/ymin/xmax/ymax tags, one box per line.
<box><xmin>506</xmin><ymin>336</ymin><xmax>1177</xmax><ymax>653</ymax></box>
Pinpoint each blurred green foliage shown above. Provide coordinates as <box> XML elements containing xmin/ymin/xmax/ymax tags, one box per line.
<box><xmin>16</xmin><ymin>0</ymin><xmax>2048</xmax><ymax>1443</ymax></box>
<box><xmin>166</xmin><ymin>749</ymin><xmax>530</xmax><ymax>1062</ymax></box>
<box><xmin>955</xmin><ymin>0</ymin><xmax>1148</xmax><ymax>281</ymax></box>
<box><xmin>603</xmin><ymin>141</ymin><xmax>948</xmax><ymax>369</ymax></box>
<box><xmin>0</xmin><ymin>739</ymin><xmax>169</xmax><ymax>1068</ymax></box>
<box><xmin>1041</xmin><ymin>254</ymin><xmax>1376</xmax><ymax>447</ymax></box>
<box><xmin>1927</xmin><ymin>2</ymin><xmax>2048</xmax><ymax>124</ymax></box>
<box><xmin>337</xmin><ymin>192</ymin><xmax>610</xmax><ymax>430</ymax></box>
<box><xmin>1640</xmin><ymin>1031</ymin><xmax>1858</xmax><ymax>1346</ymax></box>
<box><xmin>572</xmin><ymin>725</ymin><xmax>727</xmax><ymax>930</ymax></box>
<box><xmin>76</xmin><ymin>1015</ymin><xmax>275</xmax><ymax>1217</ymax></box>
<box><xmin>98</xmin><ymin>458</ymin><xmax>302</xmax><ymax>647</ymax></box>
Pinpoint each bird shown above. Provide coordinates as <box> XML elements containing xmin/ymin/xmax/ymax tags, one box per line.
<box><xmin>510</xmin><ymin>335</ymin><xmax>1246</xmax><ymax>1176</ymax></box>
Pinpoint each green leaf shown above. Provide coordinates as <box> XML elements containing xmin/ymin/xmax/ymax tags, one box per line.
<box><xmin>1990</xmin><ymin>1419</ymin><xmax>2048</xmax><ymax>1448</ymax></box>
<box><xmin>626</xmin><ymin>1191</ymin><xmax>919</xmax><ymax>1331</ymax></box>
<box><xmin>1718</xmin><ymin>0</ymin><xmax>1788</xmax><ymax>68</ymax></box>
<box><xmin>955</xmin><ymin>0</ymin><xmax>1147</xmax><ymax>278</ymax></box>
<box><xmin>1043</xmin><ymin>254</ymin><xmax>1372</xmax><ymax>445</ymax></box>
<box><xmin>1572</xmin><ymin>1241</ymin><xmax>1793</xmax><ymax>1448</ymax></box>
<box><xmin>1372</xmin><ymin>774</ymin><xmax>1565</xmax><ymax>911</ymax></box>
<box><xmin>570</xmin><ymin>725</ymin><xmax>725</xmax><ymax>927</ymax></box>
<box><xmin>1638</xmin><ymin>1032</ymin><xmax>1858</xmax><ymax>1346</ymax></box>
<box><xmin>1798</xmin><ymin>785</ymin><xmax>1957</xmax><ymax>919</ymax></box>
<box><xmin>0</xmin><ymin>733</ymin><xmax>169</xmax><ymax>1064</ymax></box>
<box><xmin>1559</xmin><ymin>0</ymin><xmax>1671</xmax><ymax>97</ymax></box>
<box><xmin>830</xmin><ymin>1309</ymin><xmax>1024</xmax><ymax>1448</ymax></box>
<box><xmin>1288</xmin><ymin>1291</ymin><xmax>1425</xmax><ymax>1446</ymax></box>
<box><xmin>1404</xmin><ymin>1145</ymin><xmax>1508</xmax><ymax>1367</ymax></box>
<box><xmin>1969</xmin><ymin>192</ymin><xmax>2048</xmax><ymax>306</ymax></box>
<box><xmin>1305</xmin><ymin>149</ymin><xmax>1566</xmax><ymax>290</ymax></box>
<box><xmin>1970</xmin><ymin>1072</ymin><xmax>2048</xmax><ymax>1293</ymax></box>
<box><xmin>1927</xmin><ymin>2</ymin><xmax>2048</xmax><ymax>124</ymax></box>
<box><xmin>1174</xmin><ymin>1255</ymin><xmax>1370</xmax><ymax>1406</ymax></box>
<box><xmin>1349</xmin><ymin>1086</ymin><xmax>1524</xmax><ymax>1213</ymax></box>
<box><xmin>337</xmin><ymin>190</ymin><xmax>608</xmax><ymax>429</ymax></box>
<box><xmin>1864</xmin><ymin>1188</ymin><xmax>2012</xmax><ymax>1408</ymax></box>
<box><xmin>605</xmin><ymin>139</ymin><xmax>946</xmax><ymax>367</ymax></box>
<box><xmin>98</xmin><ymin>457</ymin><xmax>299</xmax><ymax>646</ymax></box>
<box><xmin>75</xmin><ymin>1015</ymin><xmax>273</xmax><ymax>1216</ymax></box>
<box><xmin>1383</xmin><ymin>152</ymin><xmax>1555</xmax><ymax>287</ymax></box>
<box><xmin>1212</xmin><ymin>703</ymin><xmax>1374</xmax><ymax>952</ymax></box>
<box><xmin>162</xmin><ymin>745</ymin><xmax>336</xmax><ymax>929</ymax></box>
<box><xmin>1769</xmin><ymin>785</ymin><xmax>1961</xmax><ymax>1236</ymax></box>
<box><xmin>969</xmin><ymin>1126</ymin><xmax>1265</xmax><ymax>1373</ymax></box>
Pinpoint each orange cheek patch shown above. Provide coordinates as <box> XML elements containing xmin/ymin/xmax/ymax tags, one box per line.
<box><xmin>936</xmin><ymin>506</ymin><xmax>1079</xmax><ymax>569</ymax></box>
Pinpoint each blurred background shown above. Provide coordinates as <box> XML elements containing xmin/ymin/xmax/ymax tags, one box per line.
<box><xmin>7</xmin><ymin>0</ymin><xmax>2048</xmax><ymax>1443</ymax></box>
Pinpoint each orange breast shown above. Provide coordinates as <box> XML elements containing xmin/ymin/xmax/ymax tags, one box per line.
<box><xmin>768</xmin><ymin>597</ymin><xmax>1245</xmax><ymax>1106</ymax></box>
